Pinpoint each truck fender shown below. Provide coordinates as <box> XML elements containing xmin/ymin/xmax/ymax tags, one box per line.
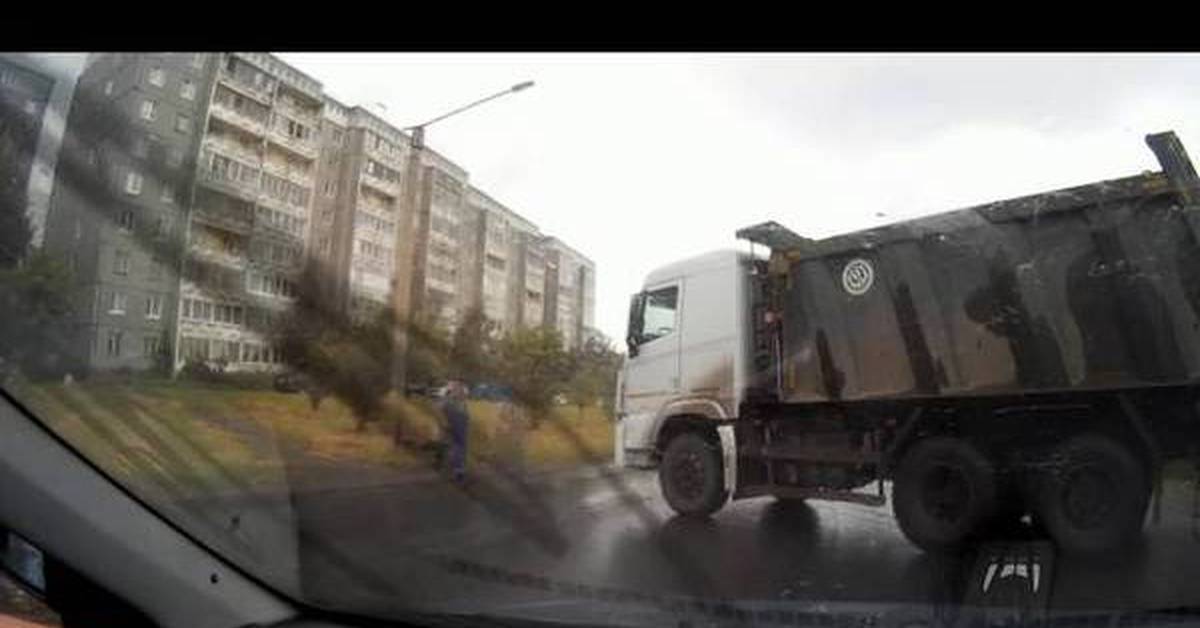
<box><xmin>651</xmin><ymin>398</ymin><xmax>731</xmax><ymax>450</ymax></box>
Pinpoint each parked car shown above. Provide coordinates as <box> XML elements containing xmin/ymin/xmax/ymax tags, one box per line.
<box><xmin>470</xmin><ymin>383</ymin><xmax>514</xmax><ymax>401</ymax></box>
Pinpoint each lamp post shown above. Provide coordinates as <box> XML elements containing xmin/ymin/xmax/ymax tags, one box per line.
<box><xmin>390</xmin><ymin>81</ymin><xmax>534</xmax><ymax>393</ymax></box>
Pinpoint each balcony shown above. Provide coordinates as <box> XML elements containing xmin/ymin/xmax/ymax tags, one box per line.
<box><xmin>202</xmin><ymin>137</ymin><xmax>260</xmax><ymax>169</ymax></box>
<box><xmin>366</xmin><ymin>141</ymin><xmax>406</xmax><ymax>169</ymax></box>
<box><xmin>209</xmin><ymin>100</ymin><xmax>267</xmax><ymax>137</ymax></box>
<box><xmin>192</xmin><ymin>203</ymin><xmax>253</xmax><ymax>235</ymax></box>
<box><xmin>218</xmin><ymin>68</ymin><xmax>273</xmax><ymax>105</ymax></box>
<box><xmin>261</xmin><ymin>159</ymin><xmax>313</xmax><ymax>189</ymax></box>
<box><xmin>188</xmin><ymin>243</ymin><xmax>247</xmax><ymax>271</ymax></box>
<box><xmin>198</xmin><ymin>151</ymin><xmax>261</xmax><ymax>203</ymax></box>
<box><xmin>361</xmin><ymin>170</ymin><xmax>401</xmax><ymax>196</ymax></box>
<box><xmin>267</xmin><ymin>125</ymin><xmax>319</xmax><ymax>161</ymax></box>
<box><xmin>274</xmin><ymin>97</ymin><xmax>320</xmax><ymax>128</ymax></box>
<box><xmin>358</xmin><ymin>197</ymin><xmax>395</xmax><ymax>215</ymax></box>
<box><xmin>254</xmin><ymin>190</ymin><xmax>293</xmax><ymax>213</ymax></box>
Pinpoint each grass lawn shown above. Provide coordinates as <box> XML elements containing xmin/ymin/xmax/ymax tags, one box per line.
<box><xmin>7</xmin><ymin>378</ymin><xmax>614</xmax><ymax>499</ymax></box>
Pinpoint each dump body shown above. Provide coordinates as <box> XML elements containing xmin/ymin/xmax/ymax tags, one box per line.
<box><xmin>756</xmin><ymin>170</ymin><xmax>1200</xmax><ymax>404</ymax></box>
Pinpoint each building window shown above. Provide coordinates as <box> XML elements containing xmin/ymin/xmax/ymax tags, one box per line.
<box><xmin>331</xmin><ymin>129</ymin><xmax>344</xmax><ymax>146</ymax></box>
<box><xmin>160</xmin><ymin>183</ymin><xmax>175</xmax><ymax>204</ymax></box>
<box><xmin>114</xmin><ymin>250</ymin><xmax>130</xmax><ymax>276</ymax></box>
<box><xmin>104</xmin><ymin>80</ymin><xmax>114</xmax><ymax>96</ymax></box>
<box><xmin>191</xmin><ymin>53</ymin><xmax>205</xmax><ymax>69</ymax></box>
<box><xmin>175</xmin><ymin>114</ymin><xmax>192</xmax><ymax>134</ymax></box>
<box><xmin>145</xmin><ymin>295</ymin><xmax>162</xmax><ymax>320</ymax></box>
<box><xmin>167</xmin><ymin>147</ymin><xmax>184</xmax><ymax>169</ymax></box>
<box><xmin>143</xmin><ymin>336</ymin><xmax>161</xmax><ymax>357</ymax></box>
<box><xmin>106</xmin><ymin>331</ymin><xmax>123</xmax><ymax>357</ymax></box>
<box><xmin>181</xmin><ymin>79</ymin><xmax>196</xmax><ymax>101</ymax></box>
<box><xmin>285</xmin><ymin>118</ymin><xmax>309</xmax><ymax>141</ymax></box>
<box><xmin>153</xmin><ymin>213</ymin><xmax>172</xmax><ymax>238</ymax></box>
<box><xmin>148</xmin><ymin>66</ymin><xmax>166</xmax><ymax>87</ymax></box>
<box><xmin>118</xmin><ymin>209</ymin><xmax>135</xmax><ymax>231</ymax></box>
<box><xmin>108</xmin><ymin>291</ymin><xmax>127</xmax><ymax>315</ymax></box>
<box><xmin>140</xmin><ymin>99</ymin><xmax>157</xmax><ymax>121</ymax></box>
<box><xmin>323</xmin><ymin>181</ymin><xmax>336</xmax><ymax>197</ymax></box>
<box><xmin>132</xmin><ymin>136</ymin><xmax>148</xmax><ymax>159</ymax></box>
<box><xmin>124</xmin><ymin>171</ymin><xmax>143</xmax><ymax>196</ymax></box>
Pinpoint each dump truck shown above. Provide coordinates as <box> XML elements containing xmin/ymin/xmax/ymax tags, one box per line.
<box><xmin>615</xmin><ymin>131</ymin><xmax>1200</xmax><ymax>554</ymax></box>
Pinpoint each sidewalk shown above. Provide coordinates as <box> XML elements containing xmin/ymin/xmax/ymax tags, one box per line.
<box><xmin>283</xmin><ymin>451</ymin><xmax>620</xmax><ymax>497</ymax></box>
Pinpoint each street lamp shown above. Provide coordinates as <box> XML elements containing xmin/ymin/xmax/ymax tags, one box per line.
<box><xmin>390</xmin><ymin>81</ymin><xmax>535</xmax><ymax>393</ymax></box>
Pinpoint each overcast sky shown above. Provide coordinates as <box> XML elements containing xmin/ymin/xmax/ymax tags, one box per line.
<box><xmin>275</xmin><ymin>53</ymin><xmax>1200</xmax><ymax>345</ymax></box>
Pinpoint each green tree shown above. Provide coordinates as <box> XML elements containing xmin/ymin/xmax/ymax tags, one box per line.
<box><xmin>448</xmin><ymin>306</ymin><xmax>497</xmax><ymax>382</ymax></box>
<box><xmin>280</xmin><ymin>263</ymin><xmax>393</xmax><ymax>431</ymax></box>
<box><xmin>564</xmin><ymin>334</ymin><xmax>622</xmax><ymax>418</ymax></box>
<box><xmin>494</xmin><ymin>326</ymin><xmax>570</xmax><ymax>426</ymax></box>
<box><xmin>405</xmin><ymin>316</ymin><xmax>451</xmax><ymax>389</ymax></box>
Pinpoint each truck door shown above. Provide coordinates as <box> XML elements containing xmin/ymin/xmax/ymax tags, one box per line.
<box><xmin>621</xmin><ymin>281</ymin><xmax>683</xmax><ymax>456</ymax></box>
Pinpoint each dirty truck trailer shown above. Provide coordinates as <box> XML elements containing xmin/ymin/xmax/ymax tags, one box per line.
<box><xmin>616</xmin><ymin>131</ymin><xmax>1200</xmax><ymax>554</ymax></box>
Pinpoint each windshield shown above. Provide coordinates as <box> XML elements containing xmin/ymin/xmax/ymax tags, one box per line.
<box><xmin>4</xmin><ymin>52</ymin><xmax>1200</xmax><ymax>628</ymax></box>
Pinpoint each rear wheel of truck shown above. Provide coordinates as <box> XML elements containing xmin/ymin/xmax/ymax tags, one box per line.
<box><xmin>1032</xmin><ymin>433</ymin><xmax>1149</xmax><ymax>554</ymax></box>
<box><xmin>893</xmin><ymin>437</ymin><xmax>998</xmax><ymax>553</ymax></box>
<box><xmin>659</xmin><ymin>431</ymin><xmax>729</xmax><ymax>517</ymax></box>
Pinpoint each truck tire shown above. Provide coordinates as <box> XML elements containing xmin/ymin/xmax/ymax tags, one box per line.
<box><xmin>893</xmin><ymin>437</ymin><xmax>998</xmax><ymax>553</ymax></box>
<box><xmin>659</xmin><ymin>431</ymin><xmax>729</xmax><ymax>517</ymax></box>
<box><xmin>1032</xmin><ymin>434</ymin><xmax>1149</xmax><ymax>554</ymax></box>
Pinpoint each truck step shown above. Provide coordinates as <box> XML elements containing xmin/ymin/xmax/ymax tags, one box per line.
<box><xmin>743</xmin><ymin>485</ymin><xmax>886</xmax><ymax>507</ymax></box>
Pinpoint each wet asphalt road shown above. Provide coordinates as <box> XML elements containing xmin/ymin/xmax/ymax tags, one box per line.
<box><xmin>283</xmin><ymin>466</ymin><xmax>1200</xmax><ymax>626</ymax></box>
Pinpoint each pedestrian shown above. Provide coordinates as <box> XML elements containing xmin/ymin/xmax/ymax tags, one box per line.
<box><xmin>439</xmin><ymin>378</ymin><xmax>472</xmax><ymax>484</ymax></box>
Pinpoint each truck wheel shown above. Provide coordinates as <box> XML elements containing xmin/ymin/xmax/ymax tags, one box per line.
<box><xmin>893</xmin><ymin>437</ymin><xmax>998</xmax><ymax>553</ymax></box>
<box><xmin>659</xmin><ymin>431</ymin><xmax>729</xmax><ymax>517</ymax></box>
<box><xmin>1032</xmin><ymin>434</ymin><xmax>1149</xmax><ymax>554</ymax></box>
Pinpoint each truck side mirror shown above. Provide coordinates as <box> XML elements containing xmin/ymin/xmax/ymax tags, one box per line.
<box><xmin>626</xmin><ymin>292</ymin><xmax>646</xmax><ymax>358</ymax></box>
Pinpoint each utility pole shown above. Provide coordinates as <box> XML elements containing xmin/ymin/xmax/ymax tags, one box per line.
<box><xmin>389</xmin><ymin>81</ymin><xmax>534</xmax><ymax>393</ymax></box>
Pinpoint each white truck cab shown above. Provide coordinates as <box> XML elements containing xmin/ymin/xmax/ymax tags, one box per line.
<box><xmin>616</xmin><ymin>250</ymin><xmax>759</xmax><ymax>474</ymax></box>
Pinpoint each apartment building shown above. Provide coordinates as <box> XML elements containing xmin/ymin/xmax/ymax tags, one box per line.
<box><xmin>1</xmin><ymin>56</ymin><xmax>55</xmax><ymax>262</ymax></box>
<box><xmin>44</xmin><ymin>52</ymin><xmax>211</xmax><ymax>371</ymax></box>
<box><xmin>308</xmin><ymin>103</ymin><xmax>409</xmax><ymax>321</ymax></box>
<box><xmin>466</xmin><ymin>186</ymin><xmax>541</xmax><ymax>334</ymax></box>
<box><xmin>44</xmin><ymin>52</ymin><xmax>597</xmax><ymax>374</ymax></box>
<box><xmin>514</xmin><ymin>232</ymin><xmax>548</xmax><ymax>330</ymax></box>
<box><xmin>181</xmin><ymin>52</ymin><xmax>325</xmax><ymax>371</ymax></box>
<box><xmin>542</xmin><ymin>237</ymin><xmax>595</xmax><ymax>350</ymax></box>
<box><xmin>45</xmin><ymin>52</ymin><xmax>323</xmax><ymax>371</ymax></box>
<box><xmin>408</xmin><ymin>148</ymin><xmax>475</xmax><ymax>330</ymax></box>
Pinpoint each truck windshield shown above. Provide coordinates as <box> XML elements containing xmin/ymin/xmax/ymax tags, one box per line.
<box><xmin>5</xmin><ymin>52</ymin><xmax>1200</xmax><ymax>628</ymax></box>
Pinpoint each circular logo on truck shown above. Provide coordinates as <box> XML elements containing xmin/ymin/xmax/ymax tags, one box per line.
<box><xmin>842</xmin><ymin>258</ymin><xmax>875</xmax><ymax>296</ymax></box>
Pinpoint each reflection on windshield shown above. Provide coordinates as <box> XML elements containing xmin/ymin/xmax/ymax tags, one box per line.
<box><xmin>4</xmin><ymin>52</ymin><xmax>1200</xmax><ymax>628</ymax></box>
